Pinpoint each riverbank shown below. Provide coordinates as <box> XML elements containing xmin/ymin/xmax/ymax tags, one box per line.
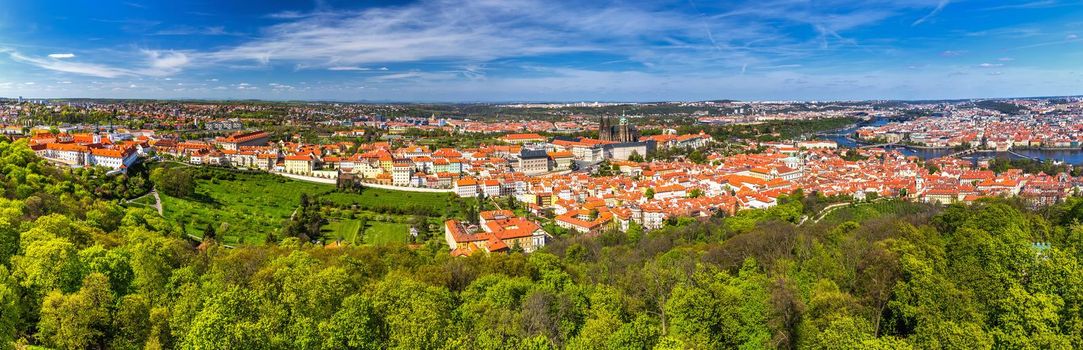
<box><xmin>813</xmin><ymin>117</ymin><xmax>1083</xmax><ymax>164</ymax></box>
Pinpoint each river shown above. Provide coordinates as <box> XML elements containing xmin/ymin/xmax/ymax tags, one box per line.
<box><xmin>818</xmin><ymin>118</ymin><xmax>1083</xmax><ymax>165</ymax></box>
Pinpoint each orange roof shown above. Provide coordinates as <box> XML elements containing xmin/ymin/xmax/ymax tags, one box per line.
<box><xmin>217</xmin><ymin>130</ymin><xmax>269</xmax><ymax>144</ymax></box>
<box><xmin>547</xmin><ymin>150</ymin><xmax>574</xmax><ymax>158</ymax></box>
<box><xmin>90</xmin><ymin>145</ymin><xmax>136</xmax><ymax>158</ymax></box>
<box><xmin>46</xmin><ymin>142</ymin><xmax>89</xmax><ymax>152</ymax></box>
<box><xmin>285</xmin><ymin>154</ymin><xmax>314</xmax><ymax>161</ymax></box>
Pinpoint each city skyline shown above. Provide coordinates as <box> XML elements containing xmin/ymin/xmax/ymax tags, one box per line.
<box><xmin>2</xmin><ymin>0</ymin><xmax>1083</xmax><ymax>101</ymax></box>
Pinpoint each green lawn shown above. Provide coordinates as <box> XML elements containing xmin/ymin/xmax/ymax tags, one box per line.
<box><xmin>324</xmin><ymin>219</ymin><xmax>362</xmax><ymax>244</ymax></box>
<box><xmin>363</xmin><ymin>222</ymin><xmax>410</xmax><ymax>245</ymax></box>
<box><xmin>158</xmin><ymin>166</ymin><xmax>464</xmax><ymax>245</ymax></box>
<box><xmin>323</xmin><ymin>188</ymin><xmax>469</xmax><ymax>216</ymax></box>
<box><xmin>130</xmin><ymin>194</ymin><xmax>157</xmax><ymax>206</ymax></box>
<box><xmin>817</xmin><ymin>200</ymin><xmax>934</xmax><ymax>227</ymax></box>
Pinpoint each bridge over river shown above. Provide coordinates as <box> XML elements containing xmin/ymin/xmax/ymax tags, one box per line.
<box><xmin>943</xmin><ymin>148</ymin><xmax>1040</xmax><ymax>161</ymax></box>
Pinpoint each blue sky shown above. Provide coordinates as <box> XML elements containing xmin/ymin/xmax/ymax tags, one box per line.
<box><xmin>1</xmin><ymin>0</ymin><xmax>1082</xmax><ymax>102</ymax></box>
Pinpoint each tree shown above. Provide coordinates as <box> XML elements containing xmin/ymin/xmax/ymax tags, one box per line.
<box><xmin>369</xmin><ymin>273</ymin><xmax>455</xmax><ymax>348</ymax></box>
<box><xmin>36</xmin><ymin>273</ymin><xmax>114</xmax><ymax>349</ymax></box>
<box><xmin>843</xmin><ymin>148</ymin><xmax>865</xmax><ymax>161</ymax></box>
<box><xmin>320</xmin><ymin>294</ymin><xmax>385</xmax><ymax>349</ymax></box>
<box><xmin>129</xmin><ymin>233</ymin><xmax>185</xmax><ymax>304</ymax></box>
<box><xmin>687</xmin><ymin>150</ymin><xmax>706</xmax><ymax>164</ymax></box>
<box><xmin>285</xmin><ymin>193</ymin><xmax>326</xmax><ymax>242</ymax></box>
<box><xmin>645</xmin><ymin>188</ymin><xmax>655</xmax><ymax>200</ymax></box>
<box><xmin>13</xmin><ymin>237</ymin><xmax>84</xmax><ymax>296</ymax></box>
<box><xmin>182</xmin><ymin>286</ymin><xmax>270</xmax><ymax>348</ymax></box>
<box><xmin>594</xmin><ymin>160</ymin><xmax>614</xmax><ymax>177</ymax></box>
<box><xmin>411</xmin><ymin>215</ymin><xmax>430</xmax><ymax>242</ymax></box>
<box><xmin>202</xmin><ymin>222</ymin><xmax>217</xmax><ymax>242</ymax></box>
<box><xmin>628</xmin><ymin>151</ymin><xmax>644</xmax><ymax>163</ymax></box>
<box><xmin>0</xmin><ymin>266</ymin><xmax>19</xmax><ymax>350</ymax></box>
<box><xmin>0</xmin><ymin>198</ymin><xmax>23</xmax><ymax>266</ymax></box>
<box><xmin>665</xmin><ymin>261</ymin><xmax>770</xmax><ymax>349</ymax></box>
<box><xmin>626</xmin><ymin>221</ymin><xmax>644</xmax><ymax>244</ymax></box>
<box><xmin>149</xmin><ymin>167</ymin><xmax>194</xmax><ymax>198</ymax></box>
<box><xmin>112</xmin><ymin>294</ymin><xmax>153</xmax><ymax>350</ymax></box>
<box><xmin>79</xmin><ymin>245</ymin><xmax>134</xmax><ymax>299</ymax></box>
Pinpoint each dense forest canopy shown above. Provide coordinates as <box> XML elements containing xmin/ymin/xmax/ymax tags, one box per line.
<box><xmin>1</xmin><ymin>138</ymin><xmax>1082</xmax><ymax>349</ymax></box>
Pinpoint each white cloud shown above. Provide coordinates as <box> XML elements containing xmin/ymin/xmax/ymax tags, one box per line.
<box><xmin>913</xmin><ymin>0</ymin><xmax>950</xmax><ymax>26</ymax></box>
<box><xmin>5</xmin><ymin>50</ymin><xmax>190</xmax><ymax>78</ymax></box>
<box><xmin>138</xmin><ymin>50</ymin><xmax>189</xmax><ymax>76</ymax></box>
<box><xmin>4</xmin><ymin>0</ymin><xmax>948</xmax><ymax>88</ymax></box>
<box><xmin>8</xmin><ymin>51</ymin><xmax>133</xmax><ymax>78</ymax></box>
<box><xmin>327</xmin><ymin>66</ymin><xmax>370</xmax><ymax>71</ymax></box>
<box><xmin>978</xmin><ymin>63</ymin><xmax>1003</xmax><ymax>68</ymax></box>
<box><xmin>201</xmin><ymin>0</ymin><xmax>903</xmax><ymax>71</ymax></box>
<box><xmin>154</xmin><ymin>25</ymin><xmax>243</xmax><ymax>36</ymax></box>
<box><xmin>266</xmin><ymin>10</ymin><xmax>310</xmax><ymax>19</ymax></box>
<box><xmin>367</xmin><ymin>71</ymin><xmax>449</xmax><ymax>82</ymax></box>
<box><xmin>48</xmin><ymin>53</ymin><xmax>76</xmax><ymax>59</ymax></box>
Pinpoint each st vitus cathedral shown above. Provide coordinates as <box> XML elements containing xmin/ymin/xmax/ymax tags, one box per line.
<box><xmin>598</xmin><ymin>115</ymin><xmax>639</xmax><ymax>143</ymax></box>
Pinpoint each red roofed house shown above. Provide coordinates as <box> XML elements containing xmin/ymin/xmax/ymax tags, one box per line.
<box><xmin>444</xmin><ymin>211</ymin><xmax>549</xmax><ymax>256</ymax></box>
<box><xmin>284</xmin><ymin>154</ymin><xmax>316</xmax><ymax>174</ymax></box>
<box><xmin>502</xmin><ymin>133</ymin><xmax>546</xmax><ymax>144</ymax></box>
<box><xmin>216</xmin><ymin>130</ymin><xmax>270</xmax><ymax>150</ymax></box>
<box><xmin>455</xmin><ymin>177</ymin><xmax>479</xmax><ymax>197</ymax></box>
<box><xmin>555</xmin><ymin>209</ymin><xmax>614</xmax><ymax>235</ymax></box>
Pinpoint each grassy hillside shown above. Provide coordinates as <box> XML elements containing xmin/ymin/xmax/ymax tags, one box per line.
<box><xmin>159</xmin><ymin>166</ymin><xmax>469</xmax><ymax>245</ymax></box>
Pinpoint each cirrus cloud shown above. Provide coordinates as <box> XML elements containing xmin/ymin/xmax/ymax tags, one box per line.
<box><xmin>5</xmin><ymin>49</ymin><xmax>190</xmax><ymax>78</ymax></box>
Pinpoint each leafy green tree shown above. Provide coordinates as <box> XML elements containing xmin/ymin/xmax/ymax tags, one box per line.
<box><xmin>79</xmin><ymin>245</ymin><xmax>134</xmax><ymax>298</ymax></box>
<box><xmin>457</xmin><ymin>274</ymin><xmax>534</xmax><ymax>348</ymax></box>
<box><xmin>626</xmin><ymin>221</ymin><xmax>644</xmax><ymax>244</ymax></box>
<box><xmin>370</xmin><ymin>273</ymin><xmax>455</xmax><ymax>349</ymax></box>
<box><xmin>0</xmin><ymin>198</ymin><xmax>24</xmax><ymax>266</ymax></box>
<box><xmin>665</xmin><ymin>260</ymin><xmax>770</xmax><ymax>349</ymax></box>
<box><xmin>202</xmin><ymin>222</ymin><xmax>217</xmax><ymax>242</ymax></box>
<box><xmin>285</xmin><ymin>193</ymin><xmax>326</xmax><ymax>241</ymax></box>
<box><xmin>112</xmin><ymin>294</ymin><xmax>152</xmax><ymax>350</ymax></box>
<box><xmin>150</xmin><ymin>167</ymin><xmax>195</xmax><ymax>198</ymax></box>
<box><xmin>687</xmin><ymin>150</ymin><xmax>706</xmax><ymax>164</ymax></box>
<box><xmin>36</xmin><ymin>273</ymin><xmax>113</xmax><ymax>349</ymax></box>
<box><xmin>128</xmin><ymin>232</ymin><xmax>186</xmax><ymax>304</ymax></box>
<box><xmin>13</xmin><ymin>237</ymin><xmax>84</xmax><ymax>295</ymax></box>
<box><xmin>0</xmin><ymin>266</ymin><xmax>19</xmax><ymax>350</ymax></box>
<box><xmin>182</xmin><ymin>286</ymin><xmax>269</xmax><ymax>348</ymax></box>
<box><xmin>320</xmin><ymin>293</ymin><xmax>385</xmax><ymax>349</ymax></box>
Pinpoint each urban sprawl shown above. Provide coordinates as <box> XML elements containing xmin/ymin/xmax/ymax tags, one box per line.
<box><xmin>4</xmin><ymin>97</ymin><xmax>1083</xmax><ymax>256</ymax></box>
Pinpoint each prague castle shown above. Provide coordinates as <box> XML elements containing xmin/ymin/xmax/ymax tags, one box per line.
<box><xmin>598</xmin><ymin>116</ymin><xmax>639</xmax><ymax>143</ymax></box>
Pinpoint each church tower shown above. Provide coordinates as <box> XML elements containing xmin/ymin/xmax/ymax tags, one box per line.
<box><xmin>599</xmin><ymin>116</ymin><xmax>611</xmax><ymax>141</ymax></box>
